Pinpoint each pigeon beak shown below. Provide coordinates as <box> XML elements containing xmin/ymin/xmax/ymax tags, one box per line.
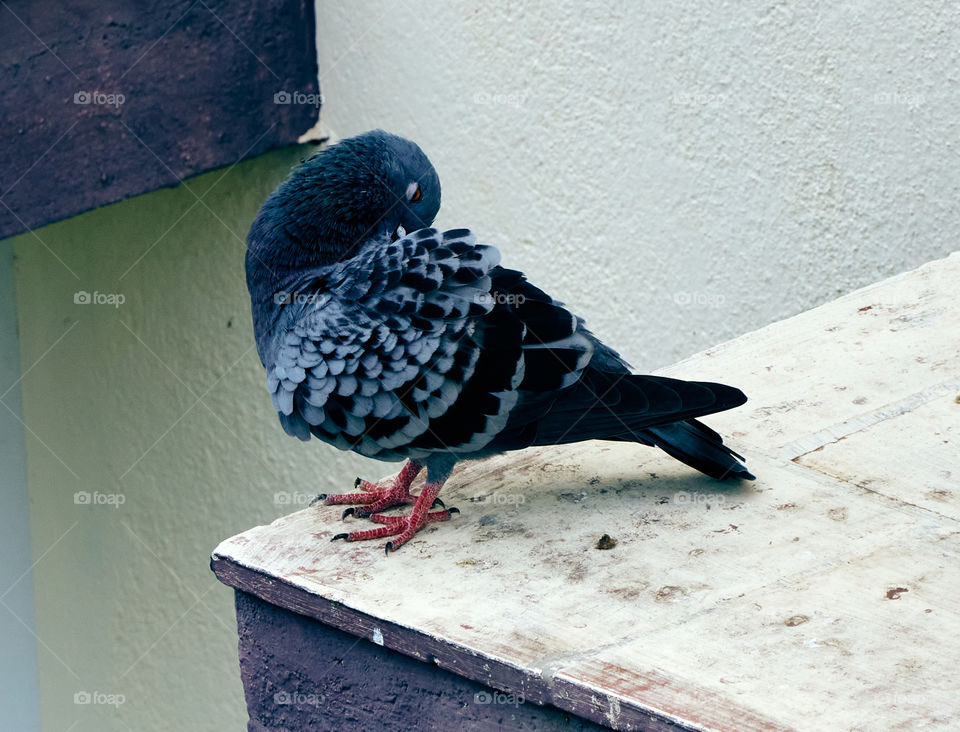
<box><xmin>391</xmin><ymin>224</ymin><xmax>407</xmax><ymax>242</ymax></box>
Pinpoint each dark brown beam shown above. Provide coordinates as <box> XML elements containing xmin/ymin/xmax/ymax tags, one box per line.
<box><xmin>0</xmin><ymin>0</ymin><xmax>320</xmax><ymax>240</ymax></box>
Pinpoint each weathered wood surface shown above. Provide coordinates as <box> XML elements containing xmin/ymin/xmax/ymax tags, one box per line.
<box><xmin>213</xmin><ymin>252</ymin><xmax>960</xmax><ymax>731</ymax></box>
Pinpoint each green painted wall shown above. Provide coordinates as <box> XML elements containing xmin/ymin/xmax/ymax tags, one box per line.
<box><xmin>1</xmin><ymin>238</ymin><xmax>41</xmax><ymax>732</ymax></box>
<box><xmin>9</xmin><ymin>146</ymin><xmax>380</xmax><ymax>732</ymax></box>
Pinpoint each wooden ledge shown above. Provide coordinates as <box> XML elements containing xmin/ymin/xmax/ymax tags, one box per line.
<box><xmin>214</xmin><ymin>252</ymin><xmax>960</xmax><ymax>731</ymax></box>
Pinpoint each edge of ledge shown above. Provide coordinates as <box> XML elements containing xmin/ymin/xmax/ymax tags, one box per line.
<box><xmin>210</xmin><ymin>549</ymin><xmax>789</xmax><ymax>732</ymax></box>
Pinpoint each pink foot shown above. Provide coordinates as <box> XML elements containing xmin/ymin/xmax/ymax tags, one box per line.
<box><xmin>331</xmin><ymin>482</ymin><xmax>458</xmax><ymax>553</ymax></box>
<box><xmin>316</xmin><ymin>460</ymin><xmax>423</xmax><ymax>517</ymax></box>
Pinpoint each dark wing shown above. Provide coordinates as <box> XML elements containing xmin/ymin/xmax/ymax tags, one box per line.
<box><xmin>263</xmin><ymin>228</ymin><xmax>512</xmax><ymax>460</ymax></box>
<box><xmin>264</xmin><ymin>227</ymin><xmax>751</xmax><ymax>477</ymax></box>
<box><xmin>426</xmin><ymin>267</ymin><xmax>748</xmax><ymax>460</ymax></box>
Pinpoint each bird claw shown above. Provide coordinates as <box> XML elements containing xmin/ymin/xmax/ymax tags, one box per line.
<box><xmin>431</xmin><ymin>497</ymin><xmax>445</xmax><ymax>509</ymax></box>
<box><xmin>308</xmin><ymin>494</ymin><xmax>327</xmax><ymax>507</ymax></box>
<box><xmin>331</xmin><ymin>533</ymin><xmax>349</xmax><ymax>542</ymax></box>
<box><xmin>321</xmin><ymin>465</ymin><xmax>421</xmax><ymax>511</ymax></box>
<box><xmin>342</xmin><ymin>507</ymin><xmax>355</xmax><ymax>520</ymax></box>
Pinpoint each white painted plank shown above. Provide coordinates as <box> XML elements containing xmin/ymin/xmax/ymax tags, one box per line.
<box><xmin>659</xmin><ymin>252</ymin><xmax>960</xmax><ymax>455</ymax></box>
<box><xmin>214</xmin><ymin>252</ymin><xmax>960</xmax><ymax>731</ymax></box>
<box><xmin>798</xmin><ymin>390</ymin><xmax>960</xmax><ymax>520</ymax></box>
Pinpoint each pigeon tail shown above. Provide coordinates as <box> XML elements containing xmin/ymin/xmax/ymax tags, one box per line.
<box><xmin>643</xmin><ymin>420</ymin><xmax>755</xmax><ymax>481</ymax></box>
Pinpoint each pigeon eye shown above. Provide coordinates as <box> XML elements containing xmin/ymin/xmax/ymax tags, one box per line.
<box><xmin>407</xmin><ymin>182</ymin><xmax>422</xmax><ymax>202</ymax></box>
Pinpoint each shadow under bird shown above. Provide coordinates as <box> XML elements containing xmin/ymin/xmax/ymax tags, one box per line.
<box><xmin>246</xmin><ymin>130</ymin><xmax>754</xmax><ymax>553</ymax></box>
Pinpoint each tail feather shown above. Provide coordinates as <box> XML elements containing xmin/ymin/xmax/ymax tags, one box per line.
<box><xmin>643</xmin><ymin>420</ymin><xmax>755</xmax><ymax>481</ymax></box>
<box><xmin>488</xmin><ymin>369</ymin><xmax>755</xmax><ymax>481</ymax></box>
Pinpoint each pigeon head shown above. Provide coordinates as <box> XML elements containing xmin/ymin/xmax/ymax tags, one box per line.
<box><xmin>246</xmin><ymin>130</ymin><xmax>441</xmax><ymax>359</ymax></box>
<box><xmin>248</xmin><ymin>130</ymin><xmax>441</xmax><ymax>275</ymax></box>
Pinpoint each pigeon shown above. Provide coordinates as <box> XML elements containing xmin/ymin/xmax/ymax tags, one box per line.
<box><xmin>246</xmin><ymin>130</ymin><xmax>753</xmax><ymax>553</ymax></box>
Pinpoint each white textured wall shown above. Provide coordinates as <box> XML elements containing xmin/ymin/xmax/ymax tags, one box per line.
<box><xmin>315</xmin><ymin>0</ymin><xmax>958</xmax><ymax>369</ymax></box>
